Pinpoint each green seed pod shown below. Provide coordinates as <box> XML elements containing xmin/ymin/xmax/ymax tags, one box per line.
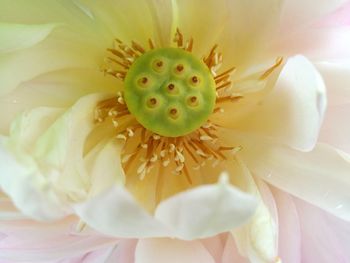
<box><xmin>124</xmin><ymin>48</ymin><xmax>216</xmax><ymax>137</ymax></box>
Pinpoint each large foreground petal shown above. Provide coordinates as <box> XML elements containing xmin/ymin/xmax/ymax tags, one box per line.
<box><xmin>155</xmin><ymin>175</ymin><xmax>257</xmax><ymax>240</ymax></box>
<box><xmin>74</xmin><ymin>186</ymin><xmax>171</xmax><ymax>238</ymax></box>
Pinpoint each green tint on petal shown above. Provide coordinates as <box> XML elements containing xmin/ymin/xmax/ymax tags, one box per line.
<box><xmin>0</xmin><ymin>23</ymin><xmax>59</xmax><ymax>53</ymax></box>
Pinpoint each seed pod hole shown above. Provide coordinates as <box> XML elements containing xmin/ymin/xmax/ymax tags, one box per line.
<box><xmin>153</xmin><ymin>59</ymin><xmax>165</xmax><ymax>73</ymax></box>
<box><xmin>187</xmin><ymin>96</ymin><xmax>199</xmax><ymax>107</ymax></box>
<box><xmin>138</xmin><ymin>76</ymin><xmax>149</xmax><ymax>87</ymax></box>
<box><xmin>169</xmin><ymin>108</ymin><xmax>179</xmax><ymax>119</ymax></box>
<box><xmin>168</xmin><ymin>83</ymin><xmax>175</xmax><ymax>90</ymax></box>
<box><xmin>191</xmin><ymin>76</ymin><xmax>200</xmax><ymax>85</ymax></box>
<box><xmin>147</xmin><ymin>97</ymin><xmax>158</xmax><ymax>108</ymax></box>
<box><xmin>176</xmin><ymin>64</ymin><xmax>184</xmax><ymax>73</ymax></box>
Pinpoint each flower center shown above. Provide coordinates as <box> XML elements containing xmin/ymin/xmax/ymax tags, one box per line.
<box><xmin>123</xmin><ymin>48</ymin><xmax>216</xmax><ymax>137</ymax></box>
<box><xmin>98</xmin><ymin>29</ymin><xmax>283</xmax><ymax>210</ymax></box>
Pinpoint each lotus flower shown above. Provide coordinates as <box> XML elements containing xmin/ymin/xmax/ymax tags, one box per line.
<box><xmin>1</xmin><ymin>0</ymin><xmax>350</xmax><ymax>262</ymax></box>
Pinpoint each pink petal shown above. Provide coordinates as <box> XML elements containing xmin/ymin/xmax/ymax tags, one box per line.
<box><xmin>270</xmin><ymin>187</ymin><xmax>301</xmax><ymax>263</ymax></box>
<box><xmin>200</xmin><ymin>235</ymin><xmax>225</xmax><ymax>263</ymax></box>
<box><xmin>317</xmin><ymin>62</ymin><xmax>350</xmax><ymax>153</ymax></box>
<box><xmin>247</xmin><ymin>143</ymin><xmax>350</xmax><ymax>221</ymax></box>
<box><xmin>134</xmin><ymin>238</ymin><xmax>215</xmax><ymax>263</ymax></box>
<box><xmin>318</xmin><ymin>1</ymin><xmax>350</xmax><ymax>26</ymax></box>
<box><xmin>221</xmin><ymin>234</ymin><xmax>249</xmax><ymax>263</ymax></box>
<box><xmin>293</xmin><ymin>197</ymin><xmax>350</xmax><ymax>262</ymax></box>
<box><xmin>279</xmin><ymin>0</ymin><xmax>347</xmax><ymax>32</ymax></box>
<box><xmin>0</xmin><ymin>216</ymin><xmax>117</xmax><ymax>262</ymax></box>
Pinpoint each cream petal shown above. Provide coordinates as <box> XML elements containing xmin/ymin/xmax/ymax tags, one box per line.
<box><xmin>134</xmin><ymin>238</ymin><xmax>215</xmax><ymax>263</ymax></box>
<box><xmin>8</xmin><ymin>107</ymin><xmax>64</xmax><ymax>150</ymax></box>
<box><xmin>211</xmin><ymin>58</ymin><xmax>283</xmax><ymax>128</ymax></box>
<box><xmin>145</xmin><ymin>0</ymin><xmax>174</xmax><ymax>46</ymax></box>
<box><xmin>31</xmin><ymin>93</ymin><xmax>112</xmax><ymax>198</ymax></box>
<box><xmin>247</xmin><ymin>142</ymin><xmax>350</xmax><ymax>221</ymax></box>
<box><xmin>0</xmin><ymin>93</ymin><xmax>113</xmax><ymax>220</ymax></box>
<box><xmin>173</xmin><ymin>0</ymin><xmax>230</xmax><ymax>55</ymax></box>
<box><xmin>229</xmin><ymin>159</ymin><xmax>278</xmax><ymax>263</ymax></box>
<box><xmin>0</xmin><ymin>36</ymin><xmax>102</xmax><ymax>96</ymax></box>
<box><xmin>75</xmin><ymin>0</ymin><xmax>163</xmax><ymax>46</ymax></box>
<box><xmin>218</xmin><ymin>0</ymin><xmax>282</xmax><ymax>69</ymax></box>
<box><xmin>0</xmin><ymin>23</ymin><xmax>58</xmax><ymax>54</ymax></box>
<box><xmin>154</xmin><ymin>174</ymin><xmax>257</xmax><ymax>240</ymax></box>
<box><xmin>175</xmin><ymin>0</ymin><xmax>281</xmax><ymax>67</ymax></box>
<box><xmin>0</xmin><ymin>68</ymin><xmax>118</xmax><ymax>135</ymax></box>
<box><xmin>229</xmin><ymin>55</ymin><xmax>326</xmax><ymax>151</ymax></box>
<box><xmin>84</xmin><ymin>139</ymin><xmax>125</xmax><ymax>197</ymax></box>
<box><xmin>0</xmin><ymin>137</ymin><xmax>69</xmax><ymax>221</ymax></box>
<box><xmin>74</xmin><ymin>186</ymin><xmax>171</xmax><ymax>238</ymax></box>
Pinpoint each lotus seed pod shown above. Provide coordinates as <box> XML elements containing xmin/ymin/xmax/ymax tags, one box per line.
<box><xmin>124</xmin><ymin>48</ymin><xmax>216</xmax><ymax>137</ymax></box>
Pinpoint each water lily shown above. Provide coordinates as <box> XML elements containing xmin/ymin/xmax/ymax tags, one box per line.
<box><xmin>1</xmin><ymin>0</ymin><xmax>350</xmax><ymax>262</ymax></box>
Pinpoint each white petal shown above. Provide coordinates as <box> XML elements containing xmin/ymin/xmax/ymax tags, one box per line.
<box><xmin>8</xmin><ymin>107</ymin><xmax>64</xmax><ymax>150</ymax></box>
<box><xmin>0</xmin><ymin>137</ymin><xmax>69</xmax><ymax>220</ymax></box>
<box><xmin>32</xmin><ymin>93</ymin><xmax>111</xmax><ymax>195</ymax></box>
<box><xmin>74</xmin><ymin>186</ymin><xmax>171</xmax><ymax>238</ymax></box>
<box><xmin>154</xmin><ymin>174</ymin><xmax>257</xmax><ymax>240</ymax></box>
<box><xmin>134</xmin><ymin>239</ymin><xmax>215</xmax><ymax>263</ymax></box>
<box><xmin>0</xmin><ymin>94</ymin><xmax>111</xmax><ymax>220</ymax></box>
<box><xmin>248</xmin><ymin>143</ymin><xmax>350</xmax><ymax>221</ymax></box>
<box><xmin>231</xmin><ymin>55</ymin><xmax>326</xmax><ymax>151</ymax></box>
<box><xmin>0</xmin><ymin>23</ymin><xmax>58</xmax><ymax>54</ymax></box>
